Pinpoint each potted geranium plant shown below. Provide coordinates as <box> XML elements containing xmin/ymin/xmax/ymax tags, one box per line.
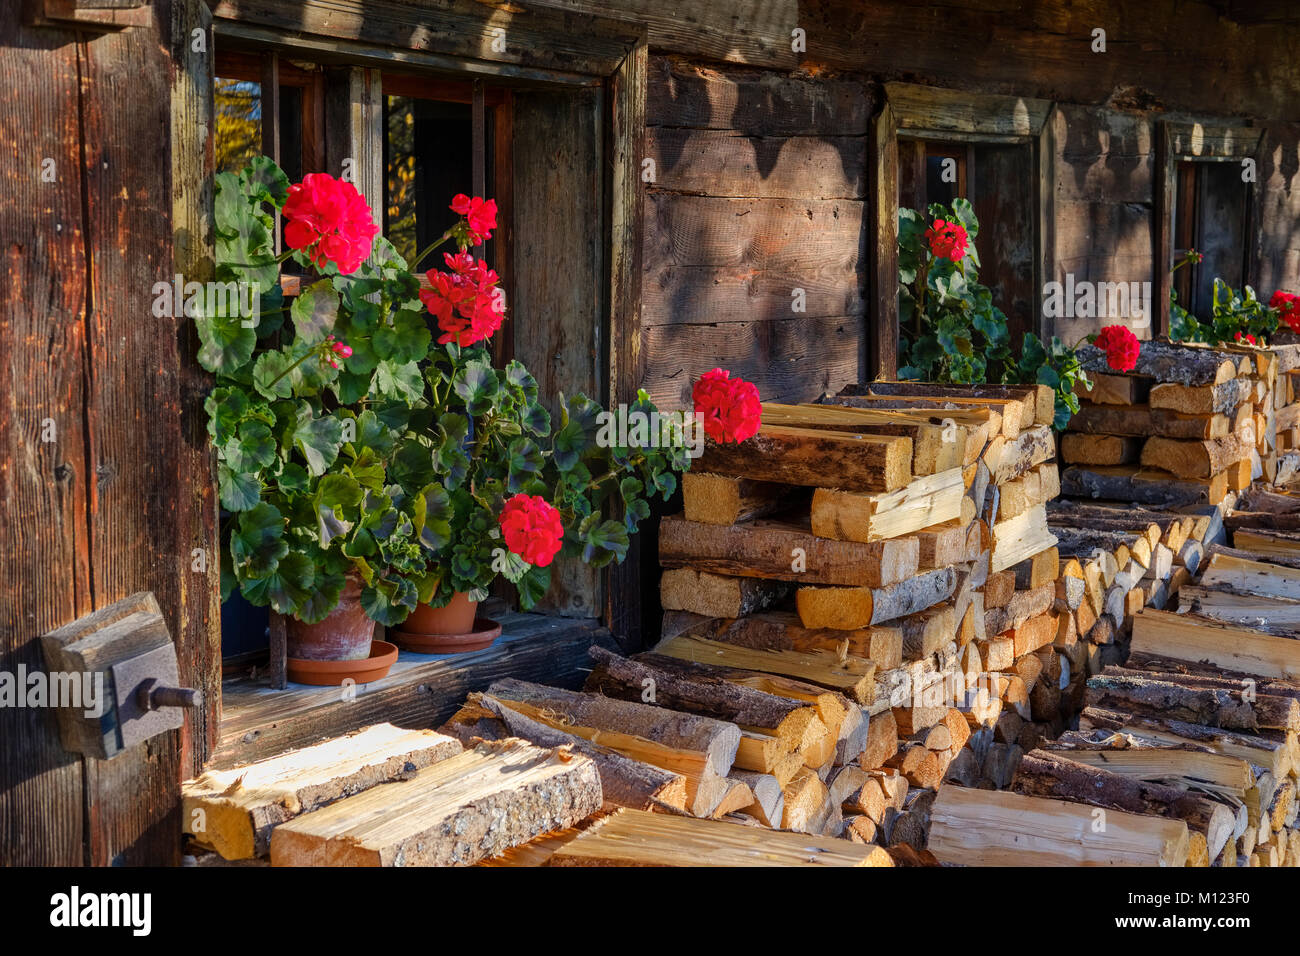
<box><xmin>200</xmin><ymin>159</ymin><xmax>446</xmax><ymax>681</ymax></box>
<box><xmin>367</xmin><ymin>205</ymin><xmax>693</xmax><ymax>650</ymax></box>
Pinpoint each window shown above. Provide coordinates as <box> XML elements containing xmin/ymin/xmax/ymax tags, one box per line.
<box><xmin>1155</xmin><ymin>121</ymin><xmax>1262</xmax><ymax>334</ymax></box>
<box><xmin>211</xmin><ymin>52</ymin><xmax>513</xmax><ymax>663</ymax></box>
<box><xmin>872</xmin><ymin>84</ymin><xmax>1052</xmax><ymax>378</ymax></box>
<box><xmin>1172</xmin><ymin>159</ymin><xmax>1253</xmax><ymax>316</ymax></box>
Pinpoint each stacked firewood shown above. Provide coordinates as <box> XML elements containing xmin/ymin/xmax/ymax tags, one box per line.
<box><xmin>928</xmin><ymin>547</ymin><xmax>1300</xmax><ymax>867</ymax></box>
<box><xmin>634</xmin><ymin>383</ymin><xmax>1063</xmax><ymax>847</ymax></box>
<box><xmin>1265</xmin><ymin>344</ymin><xmax>1300</xmax><ymax>486</ymax></box>
<box><xmin>1060</xmin><ymin>340</ymin><xmax>1267</xmax><ymax>506</ymax></box>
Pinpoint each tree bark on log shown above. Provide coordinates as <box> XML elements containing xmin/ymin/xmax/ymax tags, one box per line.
<box><xmin>1084</xmin><ymin>673</ymin><xmax>1287</xmax><ymax>733</ymax></box>
<box><xmin>442</xmin><ymin>693</ymin><xmax>691</xmax><ymax>813</ymax></box>
<box><xmin>487</xmin><ymin>678</ymin><xmax>740</xmax><ymax>776</ymax></box>
<box><xmin>1076</xmin><ymin>341</ymin><xmax>1238</xmax><ymax>386</ymax></box>
<box><xmin>585</xmin><ymin>646</ymin><xmax>816</xmax><ymax>747</ymax></box>
<box><xmin>1013</xmin><ymin>748</ymin><xmax>1234</xmax><ymax>860</ymax></box>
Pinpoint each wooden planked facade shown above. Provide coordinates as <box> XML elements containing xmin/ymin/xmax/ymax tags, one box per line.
<box><xmin>3</xmin><ymin>0</ymin><xmax>1300</xmax><ymax>865</ymax></box>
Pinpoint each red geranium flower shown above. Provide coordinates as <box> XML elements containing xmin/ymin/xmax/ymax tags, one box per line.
<box><xmin>1093</xmin><ymin>324</ymin><xmax>1140</xmax><ymax>373</ymax></box>
<box><xmin>1271</xmin><ymin>290</ymin><xmax>1300</xmax><ymax>333</ymax></box>
<box><xmin>282</xmin><ymin>173</ymin><xmax>380</xmax><ymax>275</ymax></box>
<box><xmin>925</xmin><ymin>219</ymin><xmax>969</xmax><ymax>261</ymax></box>
<box><xmin>419</xmin><ymin>251</ymin><xmax>505</xmax><ymax>346</ymax></box>
<box><xmin>692</xmin><ymin>368</ymin><xmax>761</xmax><ymax>444</ymax></box>
<box><xmin>1235</xmin><ymin>331</ymin><xmax>1257</xmax><ymax>346</ymax></box>
<box><xmin>499</xmin><ymin>494</ymin><xmax>564</xmax><ymax>567</ymax></box>
<box><xmin>451</xmin><ymin>194</ymin><xmax>498</xmax><ymax>246</ymax></box>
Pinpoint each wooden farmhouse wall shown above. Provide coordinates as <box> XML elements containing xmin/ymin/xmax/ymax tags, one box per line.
<box><xmin>1</xmin><ymin>0</ymin><xmax>220</xmax><ymax>866</ymax></box>
<box><xmin>638</xmin><ymin>57</ymin><xmax>871</xmax><ymax>409</ymax></box>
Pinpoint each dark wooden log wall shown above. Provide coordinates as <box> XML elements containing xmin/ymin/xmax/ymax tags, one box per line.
<box><xmin>1050</xmin><ymin>105</ymin><xmax>1156</xmax><ymax>344</ymax></box>
<box><xmin>0</xmin><ymin>0</ymin><xmax>220</xmax><ymax>866</ymax></box>
<box><xmin>639</xmin><ymin>56</ymin><xmax>872</xmax><ymax>409</ymax></box>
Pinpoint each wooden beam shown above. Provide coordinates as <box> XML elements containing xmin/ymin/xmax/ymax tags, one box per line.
<box><xmin>870</xmin><ymin>100</ymin><xmax>898</xmax><ymax>379</ymax></box>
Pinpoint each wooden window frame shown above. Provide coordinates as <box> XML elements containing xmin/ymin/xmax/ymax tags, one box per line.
<box><xmin>208</xmin><ymin>7</ymin><xmax>651</xmax><ymax>657</ymax></box>
<box><xmin>1155</xmin><ymin>120</ymin><xmax>1263</xmax><ymax>336</ymax></box>
<box><xmin>871</xmin><ymin>83</ymin><xmax>1054</xmax><ymax>378</ymax></box>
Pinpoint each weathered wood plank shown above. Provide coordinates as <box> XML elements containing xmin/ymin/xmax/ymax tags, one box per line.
<box><xmin>0</xmin><ymin>2</ymin><xmax>90</xmax><ymax>867</ymax></box>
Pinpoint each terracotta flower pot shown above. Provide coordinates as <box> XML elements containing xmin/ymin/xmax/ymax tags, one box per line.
<box><xmin>284</xmin><ymin>575</ymin><xmax>374</xmax><ymax>661</ymax></box>
<box><xmin>403</xmin><ymin>591</ymin><xmax>479</xmax><ymax>636</ymax></box>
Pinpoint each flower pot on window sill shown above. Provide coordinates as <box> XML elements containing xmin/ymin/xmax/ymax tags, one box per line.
<box><xmin>392</xmin><ymin>591</ymin><xmax>501</xmax><ymax>654</ymax></box>
<box><xmin>279</xmin><ymin>575</ymin><xmax>398</xmax><ymax>686</ymax></box>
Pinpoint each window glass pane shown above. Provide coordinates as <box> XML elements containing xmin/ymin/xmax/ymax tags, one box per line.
<box><xmin>925</xmin><ymin>153</ymin><xmax>959</xmax><ymax>206</ymax></box>
<box><xmin>384</xmin><ymin>95</ymin><xmax>477</xmax><ymax>265</ymax></box>
<box><xmin>214</xmin><ymin>77</ymin><xmax>261</xmax><ymax>174</ymax></box>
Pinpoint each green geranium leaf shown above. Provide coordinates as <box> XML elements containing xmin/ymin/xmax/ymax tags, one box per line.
<box><xmin>373</xmin><ymin>359</ymin><xmax>424</xmax><ymax>403</ymax></box>
<box><xmin>224</xmin><ymin>421</ymin><xmax>276</xmax><ymax>473</ymax></box>
<box><xmin>218</xmin><ymin>463</ymin><xmax>261</xmax><ymax>511</ymax></box>
<box><xmin>315</xmin><ymin>473</ymin><xmax>363</xmax><ymax>547</ymax></box>
<box><xmin>452</xmin><ymin>358</ymin><xmax>499</xmax><ymax>416</ymax></box>
<box><xmin>240</xmin><ymin>156</ymin><xmax>290</xmax><ymax>208</ymax></box>
<box><xmin>290</xmin><ymin>280</ymin><xmax>340</xmax><ymax>345</ymax></box>
<box><xmin>361</xmin><ymin>575</ymin><xmax>419</xmax><ymax>627</ymax></box>
<box><xmin>241</xmin><ymin>550</ymin><xmax>313</xmax><ymax>616</ymax></box>
<box><xmin>205</xmin><ymin>387</ymin><xmax>248</xmax><ymax>444</ymax></box>
<box><xmin>196</xmin><ymin>312</ymin><xmax>257</xmax><ymax>374</ymax></box>
<box><xmin>251</xmin><ymin>349</ymin><xmax>296</xmax><ymax>400</ymax></box>
<box><xmin>293</xmin><ymin>405</ymin><xmax>345</xmax><ymax>476</ymax></box>
<box><xmin>373</xmin><ymin>309</ymin><xmax>431</xmax><ymax>364</ymax></box>
<box><xmin>231</xmin><ymin>502</ymin><xmax>287</xmax><ymax>579</ymax></box>
<box><xmin>413</xmin><ymin>482</ymin><xmax>452</xmax><ymax>551</ymax></box>
<box><xmin>506</xmin><ymin>436</ymin><xmax>544</xmax><ymax>493</ymax></box>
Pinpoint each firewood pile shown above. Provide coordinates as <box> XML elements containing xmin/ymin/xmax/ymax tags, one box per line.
<box><xmin>1059</xmin><ymin>340</ymin><xmax>1277</xmax><ymax>506</ymax></box>
<box><xmin>928</xmin><ymin>545</ymin><xmax>1300</xmax><ymax>867</ymax></box>
<box><xmin>617</xmin><ymin>383</ymin><xmax>1063</xmax><ymax>844</ymax></box>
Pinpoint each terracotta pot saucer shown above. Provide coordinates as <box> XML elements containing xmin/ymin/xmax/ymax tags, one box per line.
<box><xmin>390</xmin><ymin>617</ymin><xmax>502</xmax><ymax>654</ymax></box>
<box><xmin>285</xmin><ymin>640</ymin><xmax>399</xmax><ymax>686</ymax></box>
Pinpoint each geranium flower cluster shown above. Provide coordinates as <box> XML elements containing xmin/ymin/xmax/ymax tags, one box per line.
<box><xmin>1093</xmin><ymin>324</ymin><xmax>1140</xmax><ymax>373</ymax></box>
<box><xmin>451</xmin><ymin>194</ymin><xmax>498</xmax><ymax>246</ymax></box>
<box><xmin>1271</xmin><ymin>290</ymin><xmax>1300</xmax><ymax>333</ymax></box>
<box><xmin>925</xmin><ymin>219</ymin><xmax>969</xmax><ymax>261</ymax></box>
<box><xmin>499</xmin><ymin>494</ymin><xmax>564</xmax><ymax>567</ymax></box>
<box><xmin>282</xmin><ymin>173</ymin><xmax>380</xmax><ymax>275</ymax></box>
<box><xmin>692</xmin><ymin>368</ymin><xmax>762</xmax><ymax>444</ymax></box>
<box><xmin>419</xmin><ymin>251</ymin><xmax>505</xmax><ymax>347</ymax></box>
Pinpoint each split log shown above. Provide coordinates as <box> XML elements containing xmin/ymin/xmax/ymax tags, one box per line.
<box><xmin>1074</xmin><ymin>372</ymin><xmax>1152</xmax><ymax>406</ymax></box>
<box><xmin>585</xmin><ymin>647</ymin><xmax>818</xmax><ymax>754</ymax></box>
<box><xmin>991</xmin><ymin>504</ymin><xmax>1058</xmax><ymax>573</ymax></box>
<box><xmin>928</xmin><ymin>785</ymin><xmax>1191</xmax><ymax>867</ymax></box>
<box><xmin>1141</xmin><ymin>434</ymin><xmax>1253</xmax><ymax>480</ymax></box>
<box><xmin>443</xmin><ymin>694</ymin><xmax>691</xmax><ymax>814</ymax></box>
<box><xmin>833</xmin><ymin>390</ymin><xmax>1021</xmax><ymax>439</ymax></box>
<box><xmin>993</xmin><ymin>425</ymin><xmax>1055</xmax><ymax>484</ymax></box>
<box><xmin>270</xmin><ymin>739</ymin><xmax>603</xmax><ymax>867</ymax></box>
<box><xmin>1149</xmin><ymin>379</ymin><xmax>1253</xmax><ymax>416</ymax></box>
<box><xmin>844</xmin><ymin>381</ymin><xmax>1052</xmax><ymax>426</ymax></box>
<box><xmin>1069</xmin><ymin>403</ymin><xmax>1232</xmax><ymax>440</ymax></box>
<box><xmin>652</xmin><ymin>634</ymin><xmax>876</xmax><ymax>703</ymax></box>
<box><xmin>1060</xmin><ymin>465</ymin><xmax>1227</xmax><ymax>507</ymax></box>
<box><xmin>681</xmin><ymin>472</ymin><xmax>801</xmax><ymax>526</ymax></box>
<box><xmin>1079</xmin><ymin>706</ymin><xmax>1292</xmax><ymax>780</ymax></box>
<box><xmin>810</xmin><ymin>469</ymin><xmax>964</xmax><ymax>543</ymax></box>
<box><xmin>729</xmin><ymin>770</ymin><xmax>784</xmax><ymax>827</ymax></box>
<box><xmin>487</xmin><ymin>678</ymin><xmax>740</xmax><ymax>779</ymax></box>
<box><xmin>1131</xmin><ymin>609</ymin><xmax>1300</xmax><ymax>682</ymax></box>
<box><xmin>759</xmin><ymin>402</ymin><xmax>966</xmax><ymax>475</ymax></box>
<box><xmin>697</xmin><ymin>424</ymin><xmax>912</xmax><ymax>493</ymax></box>
<box><xmin>1013</xmin><ymin>748</ymin><xmax>1234</xmax><ymax>860</ymax></box>
<box><xmin>658</xmin><ymin>514</ymin><xmax>919</xmax><ymax>588</ymax></box>
<box><xmin>659</xmin><ymin>568</ymin><xmax>791</xmax><ymax>618</ymax></box>
<box><xmin>547</xmin><ymin>808</ymin><xmax>894</xmax><ymax>867</ymax></box>
<box><xmin>1076</xmin><ymin>340</ymin><xmax>1238</xmax><ymax>386</ymax></box>
<box><xmin>682</xmin><ymin>609</ymin><xmax>904</xmax><ymax>669</ymax></box>
<box><xmin>182</xmin><ymin>724</ymin><xmax>463</xmax><ymax>860</ymax></box>
<box><xmin>1083</xmin><ymin>673</ymin><xmax>1293</xmax><ymax>733</ymax></box>
<box><xmin>1061</xmin><ymin>433</ymin><xmax>1143</xmax><ymax>466</ymax></box>
<box><xmin>796</xmin><ymin>567</ymin><xmax>957</xmax><ymax>630</ymax></box>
